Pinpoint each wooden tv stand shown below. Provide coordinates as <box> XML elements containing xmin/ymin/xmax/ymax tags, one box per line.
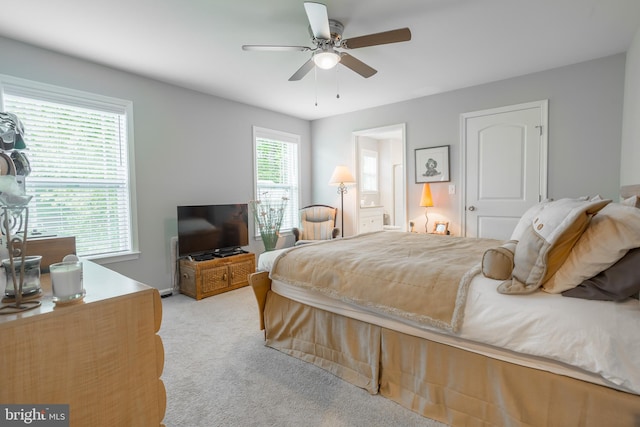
<box><xmin>179</xmin><ymin>252</ymin><xmax>255</xmax><ymax>300</ymax></box>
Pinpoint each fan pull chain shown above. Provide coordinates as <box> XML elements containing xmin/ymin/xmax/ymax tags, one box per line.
<box><xmin>336</xmin><ymin>66</ymin><xmax>340</xmax><ymax>99</ymax></box>
<box><xmin>314</xmin><ymin>66</ymin><xmax>318</xmax><ymax>106</ymax></box>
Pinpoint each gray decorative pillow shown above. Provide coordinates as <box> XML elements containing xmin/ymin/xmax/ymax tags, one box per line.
<box><xmin>561</xmin><ymin>247</ymin><xmax>640</xmax><ymax>301</ymax></box>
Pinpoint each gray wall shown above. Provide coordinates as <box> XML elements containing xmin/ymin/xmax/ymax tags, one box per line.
<box><xmin>0</xmin><ymin>34</ymin><xmax>630</xmax><ymax>289</ymax></box>
<box><xmin>311</xmin><ymin>54</ymin><xmax>626</xmax><ymax>237</ymax></box>
<box><xmin>0</xmin><ymin>36</ymin><xmax>311</xmax><ymax>292</ymax></box>
<box><xmin>621</xmin><ymin>27</ymin><xmax>640</xmax><ymax>185</ymax></box>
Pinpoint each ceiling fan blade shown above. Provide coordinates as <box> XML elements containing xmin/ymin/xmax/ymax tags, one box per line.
<box><xmin>339</xmin><ymin>53</ymin><xmax>377</xmax><ymax>78</ymax></box>
<box><xmin>304</xmin><ymin>2</ymin><xmax>331</xmax><ymax>40</ymax></box>
<box><xmin>342</xmin><ymin>28</ymin><xmax>411</xmax><ymax>49</ymax></box>
<box><xmin>289</xmin><ymin>59</ymin><xmax>315</xmax><ymax>81</ymax></box>
<box><xmin>242</xmin><ymin>45</ymin><xmax>311</xmax><ymax>52</ymax></box>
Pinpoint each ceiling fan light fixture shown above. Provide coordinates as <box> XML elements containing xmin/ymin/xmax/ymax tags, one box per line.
<box><xmin>245</xmin><ymin>3</ymin><xmax>410</xmax><ymax>81</ymax></box>
<box><xmin>313</xmin><ymin>49</ymin><xmax>341</xmax><ymax>69</ymax></box>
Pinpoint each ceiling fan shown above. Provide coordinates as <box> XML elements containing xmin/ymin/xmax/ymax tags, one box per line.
<box><xmin>242</xmin><ymin>2</ymin><xmax>411</xmax><ymax>81</ymax></box>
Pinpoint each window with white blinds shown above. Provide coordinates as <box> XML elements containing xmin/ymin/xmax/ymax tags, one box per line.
<box><xmin>253</xmin><ymin>126</ymin><xmax>300</xmax><ymax>235</ymax></box>
<box><xmin>360</xmin><ymin>149</ymin><xmax>379</xmax><ymax>193</ymax></box>
<box><xmin>1</xmin><ymin>77</ymin><xmax>136</xmax><ymax>259</ymax></box>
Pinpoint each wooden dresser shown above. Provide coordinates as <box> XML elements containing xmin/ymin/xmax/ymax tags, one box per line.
<box><xmin>0</xmin><ymin>261</ymin><xmax>166</xmax><ymax>426</ymax></box>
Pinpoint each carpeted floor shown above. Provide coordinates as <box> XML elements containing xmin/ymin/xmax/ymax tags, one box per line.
<box><xmin>159</xmin><ymin>287</ymin><xmax>447</xmax><ymax>426</ymax></box>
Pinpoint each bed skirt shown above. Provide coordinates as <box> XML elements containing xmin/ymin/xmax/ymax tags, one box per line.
<box><xmin>252</xmin><ymin>274</ymin><xmax>640</xmax><ymax>426</ymax></box>
<box><xmin>379</xmin><ymin>329</ymin><xmax>640</xmax><ymax>426</ymax></box>
<box><xmin>264</xmin><ymin>290</ymin><xmax>380</xmax><ymax>394</ymax></box>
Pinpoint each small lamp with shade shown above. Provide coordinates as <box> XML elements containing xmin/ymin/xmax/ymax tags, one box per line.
<box><xmin>420</xmin><ymin>183</ymin><xmax>433</xmax><ymax>233</ymax></box>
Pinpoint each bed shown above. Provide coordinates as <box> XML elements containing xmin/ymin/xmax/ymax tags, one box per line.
<box><xmin>249</xmin><ymin>187</ymin><xmax>640</xmax><ymax>426</ymax></box>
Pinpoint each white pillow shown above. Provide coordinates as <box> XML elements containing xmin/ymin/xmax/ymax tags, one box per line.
<box><xmin>510</xmin><ymin>199</ymin><xmax>550</xmax><ymax>241</ymax></box>
<box><xmin>543</xmin><ymin>203</ymin><xmax>640</xmax><ymax>293</ymax></box>
<box><xmin>510</xmin><ymin>196</ymin><xmax>601</xmax><ymax>241</ymax></box>
<box><xmin>498</xmin><ymin>198</ymin><xmax>610</xmax><ymax>295</ymax></box>
<box><xmin>621</xmin><ymin>195</ymin><xmax>640</xmax><ymax>208</ymax></box>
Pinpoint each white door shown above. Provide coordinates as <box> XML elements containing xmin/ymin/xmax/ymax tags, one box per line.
<box><xmin>462</xmin><ymin>101</ymin><xmax>548</xmax><ymax>239</ymax></box>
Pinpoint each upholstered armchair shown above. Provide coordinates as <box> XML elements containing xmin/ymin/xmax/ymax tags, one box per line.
<box><xmin>292</xmin><ymin>204</ymin><xmax>340</xmax><ymax>245</ymax></box>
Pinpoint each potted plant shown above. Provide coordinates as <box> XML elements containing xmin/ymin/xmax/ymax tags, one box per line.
<box><xmin>250</xmin><ymin>192</ymin><xmax>288</xmax><ymax>251</ymax></box>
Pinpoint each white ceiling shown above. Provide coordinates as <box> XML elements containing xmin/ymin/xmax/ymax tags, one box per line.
<box><xmin>1</xmin><ymin>0</ymin><xmax>639</xmax><ymax>121</ymax></box>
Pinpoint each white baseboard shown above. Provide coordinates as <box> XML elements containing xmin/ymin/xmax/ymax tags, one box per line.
<box><xmin>160</xmin><ymin>288</ymin><xmax>174</xmax><ymax>297</ymax></box>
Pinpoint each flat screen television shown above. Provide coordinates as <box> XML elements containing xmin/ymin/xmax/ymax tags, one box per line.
<box><xmin>177</xmin><ymin>204</ymin><xmax>249</xmax><ymax>259</ymax></box>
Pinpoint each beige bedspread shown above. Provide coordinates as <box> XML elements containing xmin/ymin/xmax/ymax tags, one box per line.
<box><xmin>270</xmin><ymin>232</ymin><xmax>502</xmax><ymax>332</ymax></box>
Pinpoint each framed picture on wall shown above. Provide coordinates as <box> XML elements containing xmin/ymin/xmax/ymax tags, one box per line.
<box><xmin>415</xmin><ymin>145</ymin><xmax>450</xmax><ymax>183</ymax></box>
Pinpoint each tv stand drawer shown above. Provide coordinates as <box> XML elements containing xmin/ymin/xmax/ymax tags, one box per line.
<box><xmin>201</xmin><ymin>266</ymin><xmax>230</xmax><ymax>293</ymax></box>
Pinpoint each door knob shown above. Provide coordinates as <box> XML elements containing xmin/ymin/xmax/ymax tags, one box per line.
<box><xmin>468</xmin><ymin>206</ymin><xmax>476</xmax><ymax>211</ymax></box>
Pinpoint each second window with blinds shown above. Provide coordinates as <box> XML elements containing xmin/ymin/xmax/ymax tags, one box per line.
<box><xmin>252</xmin><ymin>126</ymin><xmax>300</xmax><ymax>237</ymax></box>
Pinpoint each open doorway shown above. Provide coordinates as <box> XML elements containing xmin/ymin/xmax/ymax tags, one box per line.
<box><xmin>353</xmin><ymin>124</ymin><xmax>407</xmax><ymax>233</ymax></box>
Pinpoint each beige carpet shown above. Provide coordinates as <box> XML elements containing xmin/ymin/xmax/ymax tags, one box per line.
<box><xmin>159</xmin><ymin>286</ymin><xmax>447</xmax><ymax>426</ymax></box>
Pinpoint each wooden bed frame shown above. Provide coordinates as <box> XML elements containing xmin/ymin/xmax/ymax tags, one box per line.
<box><xmin>250</xmin><ymin>272</ymin><xmax>640</xmax><ymax>426</ymax></box>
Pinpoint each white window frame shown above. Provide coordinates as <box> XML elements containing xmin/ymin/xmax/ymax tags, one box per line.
<box><xmin>0</xmin><ymin>74</ymin><xmax>139</xmax><ymax>263</ymax></box>
<box><xmin>252</xmin><ymin>126</ymin><xmax>300</xmax><ymax>238</ymax></box>
<box><xmin>360</xmin><ymin>149</ymin><xmax>379</xmax><ymax>194</ymax></box>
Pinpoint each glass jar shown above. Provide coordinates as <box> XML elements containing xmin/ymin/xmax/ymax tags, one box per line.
<box><xmin>2</xmin><ymin>255</ymin><xmax>42</xmax><ymax>297</ymax></box>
